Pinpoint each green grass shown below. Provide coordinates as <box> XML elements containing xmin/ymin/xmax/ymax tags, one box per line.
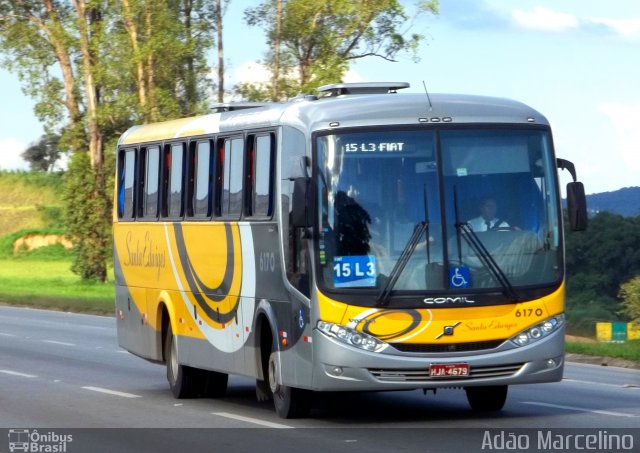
<box><xmin>0</xmin><ymin>258</ymin><xmax>114</xmax><ymax>315</ymax></box>
<box><xmin>0</xmin><ymin>171</ymin><xmax>64</xmax><ymax>236</ymax></box>
<box><xmin>566</xmin><ymin>340</ymin><xmax>640</xmax><ymax>363</ymax></box>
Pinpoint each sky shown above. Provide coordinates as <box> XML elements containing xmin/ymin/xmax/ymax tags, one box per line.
<box><xmin>1</xmin><ymin>0</ymin><xmax>639</xmax><ymax>195</ymax></box>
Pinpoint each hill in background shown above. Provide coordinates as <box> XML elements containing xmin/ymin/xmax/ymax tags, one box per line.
<box><xmin>586</xmin><ymin>187</ymin><xmax>640</xmax><ymax>217</ymax></box>
<box><xmin>0</xmin><ymin>171</ymin><xmax>64</xmax><ymax>237</ymax></box>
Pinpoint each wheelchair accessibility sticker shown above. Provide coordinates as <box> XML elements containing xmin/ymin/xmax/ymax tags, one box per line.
<box><xmin>449</xmin><ymin>266</ymin><xmax>471</xmax><ymax>288</ymax></box>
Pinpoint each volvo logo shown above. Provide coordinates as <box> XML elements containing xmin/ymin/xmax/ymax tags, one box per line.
<box><xmin>435</xmin><ymin>321</ymin><xmax>461</xmax><ymax>340</ymax></box>
<box><xmin>423</xmin><ymin>296</ymin><xmax>475</xmax><ymax>305</ymax></box>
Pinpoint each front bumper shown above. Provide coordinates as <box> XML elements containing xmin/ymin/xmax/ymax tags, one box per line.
<box><xmin>310</xmin><ymin>326</ymin><xmax>565</xmax><ymax>391</ymax></box>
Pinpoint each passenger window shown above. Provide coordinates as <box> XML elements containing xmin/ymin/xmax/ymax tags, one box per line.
<box><xmin>193</xmin><ymin>141</ymin><xmax>212</xmax><ymax>217</ymax></box>
<box><xmin>222</xmin><ymin>137</ymin><xmax>244</xmax><ymax>219</ymax></box>
<box><xmin>118</xmin><ymin>148</ymin><xmax>136</xmax><ymax>219</ymax></box>
<box><xmin>168</xmin><ymin>143</ymin><xmax>184</xmax><ymax>217</ymax></box>
<box><xmin>251</xmin><ymin>134</ymin><xmax>274</xmax><ymax>217</ymax></box>
<box><xmin>143</xmin><ymin>146</ymin><xmax>160</xmax><ymax>218</ymax></box>
<box><xmin>162</xmin><ymin>143</ymin><xmax>185</xmax><ymax>218</ymax></box>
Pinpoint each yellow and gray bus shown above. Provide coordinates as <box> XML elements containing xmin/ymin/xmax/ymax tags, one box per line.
<box><xmin>113</xmin><ymin>82</ymin><xmax>587</xmax><ymax>418</ymax></box>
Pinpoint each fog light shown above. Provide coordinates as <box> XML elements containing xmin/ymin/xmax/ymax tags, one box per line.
<box><xmin>332</xmin><ymin>366</ymin><xmax>343</xmax><ymax>376</ymax></box>
<box><xmin>546</xmin><ymin>359</ymin><xmax>557</xmax><ymax>368</ymax></box>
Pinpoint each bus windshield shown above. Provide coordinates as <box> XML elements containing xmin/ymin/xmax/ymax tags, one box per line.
<box><xmin>315</xmin><ymin>128</ymin><xmax>562</xmax><ymax>302</ymax></box>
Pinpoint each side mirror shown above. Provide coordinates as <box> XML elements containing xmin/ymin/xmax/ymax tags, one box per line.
<box><xmin>557</xmin><ymin>158</ymin><xmax>587</xmax><ymax>231</ymax></box>
<box><xmin>567</xmin><ymin>181</ymin><xmax>587</xmax><ymax>231</ymax></box>
<box><xmin>291</xmin><ymin>177</ymin><xmax>312</xmax><ymax>228</ymax></box>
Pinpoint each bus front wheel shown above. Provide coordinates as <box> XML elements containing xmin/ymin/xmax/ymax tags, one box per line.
<box><xmin>465</xmin><ymin>385</ymin><xmax>508</xmax><ymax>411</ymax></box>
<box><xmin>268</xmin><ymin>350</ymin><xmax>311</xmax><ymax>418</ymax></box>
<box><xmin>165</xmin><ymin>324</ymin><xmax>204</xmax><ymax>398</ymax></box>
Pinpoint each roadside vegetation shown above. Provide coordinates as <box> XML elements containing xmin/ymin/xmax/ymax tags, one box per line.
<box><xmin>0</xmin><ymin>171</ymin><xmax>113</xmax><ymax>314</ymax></box>
<box><xmin>0</xmin><ymin>257</ymin><xmax>114</xmax><ymax>315</ymax></box>
<box><xmin>0</xmin><ymin>171</ymin><xmax>64</xmax><ymax>236</ymax></box>
<box><xmin>566</xmin><ymin>340</ymin><xmax>640</xmax><ymax>363</ymax></box>
<box><xmin>564</xmin><ymin>212</ymin><xmax>640</xmax><ymax>337</ymax></box>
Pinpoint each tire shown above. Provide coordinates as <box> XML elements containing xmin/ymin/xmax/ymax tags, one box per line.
<box><xmin>203</xmin><ymin>370</ymin><xmax>228</xmax><ymax>398</ymax></box>
<box><xmin>255</xmin><ymin>378</ymin><xmax>271</xmax><ymax>402</ymax></box>
<box><xmin>465</xmin><ymin>385</ymin><xmax>508</xmax><ymax>412</ymax></box>
<box><xmin>164</xmin><ymin>324</ymin><xmax>205</xmax><ymax>398</ymax></box>
<box><xmin>268</xmin><ymin>350</ymin><xmax>311</xmax><ymax>419</ymax></box>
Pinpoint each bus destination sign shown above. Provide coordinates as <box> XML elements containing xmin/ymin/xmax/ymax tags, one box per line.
<box><xmin>342</xmin><ymin>142</ymin><xmax>406</xmax><ymax>153</ymax></box>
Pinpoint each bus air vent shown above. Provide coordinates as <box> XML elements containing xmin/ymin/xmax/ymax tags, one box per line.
<box><xmin>317</xmin><ymin>82</ymin><xmax>410</xmax><ymax>97</ymax></box>
<box><xmin>368</xmin><ymin>363</ymin><xmax>524</xmax><ymax>383</ymax></box>
<box><xmin>391</xmin><ymin>339</ymin><xmax>506</xmax><ymax>354</ymax></box>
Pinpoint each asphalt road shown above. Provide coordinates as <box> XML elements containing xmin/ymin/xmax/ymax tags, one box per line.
<box><xmin>0</xmin><ymin>306</ymin><xmax>638</xmax><ymax>452</ymax></box>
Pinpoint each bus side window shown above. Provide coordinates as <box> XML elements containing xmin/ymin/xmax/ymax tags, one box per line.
<box><xmin>247</xmin><ymin>133</ymin><xmax>274</xmax><ymax>218</ymax></box>
<box><xmin>221</xmin><ymin>137</ymin><xmax>244</xmax><ymax>219</ymax></box>
<box><xmin>192</xmin><ymin>140</ymin><xmax>213</xmax><ymax>218</ymax></box>
<box><xmin>161</xmin><ymin>142</ymin><xmax>185</xmax><ymax>219</ymax></box>
<box><xmin>118</xmin><ymin>148</ymin><xmax>137</xmax><ymax>219</ymax></box>
<box><xmin>214</xmin><ymin>141</ymin><xmax>224</xmax><ymax>217</ymax></box>
<box><xmin>142</xmin><ymin>145</ymin><xmax>160</xmax><ymax>219</ymax></box>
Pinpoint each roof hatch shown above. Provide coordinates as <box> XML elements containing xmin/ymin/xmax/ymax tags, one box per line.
<box><xmin>317</xmin><ymin>82</ymin><xmax>410</xmax><ymax>97</ymax></box>
<box><xmin>211</xmin><ymin>102</ymin><xmax>268</xmax><ymax>113</ymax></box>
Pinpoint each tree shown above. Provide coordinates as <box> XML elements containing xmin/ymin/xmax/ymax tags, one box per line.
<box><xmin>115</xmin><ymin>0</ymin><xmax>216</xmax><ymax>121</ymax></box>
<box><xmin>63</xmin><ymin>152</ymin><xmax>111</xmax><ymax>281</ymax></box>
<box><xmin>565</xmin><ymin>212</ymin><xmax>640</xmax><ymax>333</ymax></box>
<box><xmin>1</xmin><ymin>0</ymin><xmax>216</xmax><ymax>281</ymax></box>
<box><xmin>240</xmin><ymin>0</ymin><xmax>438</xmax><ymax>100</ymax></box>
<box><xmin>214</xmin><ymin>0</ymin><xmax>230</xmax><ymax>103</ymax></box>
<box><xmin>22</xmin><ymin>134</ymin><xmax>62</xmax><ymax>171</ymax></box>
<box><xmin>619</xmin><ymin>276</ymin><xmax>640</xmax><ymax>322</ymax></box>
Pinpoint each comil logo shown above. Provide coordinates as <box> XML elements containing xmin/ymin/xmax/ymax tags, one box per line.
<box><xmin>8</xmin><ymin>429</ymin><xmax>73</xmax><ymax>453</ymax></box>
<box><xmin>423</xmin><ymin>296</ymin><xmax>475</xmax><ymax>305</ymax></box>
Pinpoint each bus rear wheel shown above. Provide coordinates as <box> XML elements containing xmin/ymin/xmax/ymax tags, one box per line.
<box><xmin>165</xmin><ymin>324</ymin><xmax>205</xmax><ymax>398</ymax></box>
<box><xmin>465</xmin><ymin>385</ymin><xmax>508</xmax><ymax>412</ymax></box>
<box><xmin>268</xmin><ymin>350</ymin><xmax>311</xmax><ymax>418</ymax></box>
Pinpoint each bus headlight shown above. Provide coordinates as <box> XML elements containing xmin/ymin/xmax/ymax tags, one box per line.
<box><xmin>510</xmin><ymin>314</ymin><xmax>564</xmax><ymax>347</ymax></box>
<box><xmin>317</xmin><ymin>321</ymin><xmax>387</xmax><ymax>352</ymax></box>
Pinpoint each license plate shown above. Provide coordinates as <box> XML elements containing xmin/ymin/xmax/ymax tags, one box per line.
<box><xmin>429</xmin><ymin>363</ymin><xmax>469</xmax><ymax>378</ymax></box>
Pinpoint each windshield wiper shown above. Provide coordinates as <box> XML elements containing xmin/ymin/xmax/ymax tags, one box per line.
<box><xmin>376</xmin><ymin>221</ymin><xmax>428</xmax><ymax>307</ymax></box>
<box><xmin>453</xmin><ymin>186</ymin><xmax>519</xmax><ymax>302</ymax></box>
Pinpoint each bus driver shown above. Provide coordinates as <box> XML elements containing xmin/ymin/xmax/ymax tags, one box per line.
<box><xmin>467</xmin><ymin>197</ymin><xmax>510</xmax><ymax>232</ymax></box>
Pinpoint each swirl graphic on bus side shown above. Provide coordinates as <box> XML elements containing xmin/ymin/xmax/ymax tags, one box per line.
<box><xmin>173</xmin><ymin>223</ymin><xmax>241</xmax><ymax>325</ymax></box>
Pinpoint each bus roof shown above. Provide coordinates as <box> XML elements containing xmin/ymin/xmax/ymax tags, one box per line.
<box><xmin>118</xmin><ymin>92</ymin><xmax>549</xmax><ymax>146</ymax></box>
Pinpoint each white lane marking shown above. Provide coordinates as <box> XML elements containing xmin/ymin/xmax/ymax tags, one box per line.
<box><xmin>523</xmin><ymin>401</ymin><xmax>638</xmax><ymax>418</ymax></box>
<box><xmin>564</xmin><ymin>378</ymin><xmax>639</xmax><ymax>389</ymax></box>
<box><xmin>43</xmin><ymin>340</ymin><xmax>76</xmax><ymax>347</ymax></box>
<box><xmin>82</xmin><ymin>386</ymin><xmax>142</xmax><ymax>399</ymax></box>
<box><xmin>212</xmin><ymin>412</ymin><xmax>294</xmax><ymax>429</ymax></box>
<box><xmin>0</xmin><ymin>369</ymin><xmax>38</xmax><ymax>378</ymax></box>
<box><xmin>0</xmin><ymin>332</ymin><xmax>16</xmax><ymax>337</ymax></box>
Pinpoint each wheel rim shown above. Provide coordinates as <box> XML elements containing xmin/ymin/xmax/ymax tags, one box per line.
<box><xmin>169</xmin><ymin>336</ymin><xmax>178</xmax><ymax>384</ymax></box>
<box><xmin>268</xmin><ymin>354</ymin><xmax>279</xmax><ymax>394</ymax></box>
